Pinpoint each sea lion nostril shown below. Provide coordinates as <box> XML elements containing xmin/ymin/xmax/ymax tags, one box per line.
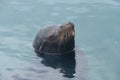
<box><xmin>67</xmin><ymin>22</ymin><xmax>74</xmax><ymax>27</ymax></box>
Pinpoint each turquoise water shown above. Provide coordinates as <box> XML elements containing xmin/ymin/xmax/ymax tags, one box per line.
<box><xmin>0</xmin><ymin>0</ymin><xmax>120</xmax><ymax>80</ymax></box>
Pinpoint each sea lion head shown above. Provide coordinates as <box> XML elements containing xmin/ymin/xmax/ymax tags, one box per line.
<box><xmin>47</xmin><ymin>22</ymin><xmax>75</xmax><ymax>43</ymax></box>
<box><xmin>33</xmin><ymin>22</ymin><xmax>75</xmax><ymax>55</ymax></box>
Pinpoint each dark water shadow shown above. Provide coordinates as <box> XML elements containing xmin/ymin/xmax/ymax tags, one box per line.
<box><xmin>37</xmin><ymin>50</ymin><xmax>76</xmax><ymax>78</ymax></box>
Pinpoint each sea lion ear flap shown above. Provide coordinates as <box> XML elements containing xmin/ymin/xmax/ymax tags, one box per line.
<box><xmin>48</xmin><ymin>33</ymin><xmax>56</xmax><ymax>40</ymax></box>
<box><xmin>48</xmin><ymin>30</ymin><xmax>58</xmax><ymax>40</ymax></box>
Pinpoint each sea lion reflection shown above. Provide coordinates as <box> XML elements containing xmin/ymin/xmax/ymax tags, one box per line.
<box><xmin>38</xmin><ymin>50</ymin><xmax>76</xmax><ymax>78</ymax></box>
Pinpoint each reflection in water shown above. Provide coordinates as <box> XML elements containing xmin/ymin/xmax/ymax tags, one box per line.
<box><xmin>37</xmin><ymin>51</ymin><xmax>76</xmax><ymax>78</ymax></box>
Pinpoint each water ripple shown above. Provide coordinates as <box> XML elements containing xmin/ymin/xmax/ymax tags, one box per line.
<box><xmin>40</xmin><ymin>0</ymin><xmax>120</xmax><ymax>6</ymax></box>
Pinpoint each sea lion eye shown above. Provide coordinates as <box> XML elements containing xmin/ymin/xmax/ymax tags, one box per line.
<box><xmin>66</xmin><ymin>31</ymin><xmax>70</xmax><ymax>37</ymax></box>
<box><xmin>67</xmin><ymin>32</ymin><xmax>69</xmax><ymax>36</ymax></box>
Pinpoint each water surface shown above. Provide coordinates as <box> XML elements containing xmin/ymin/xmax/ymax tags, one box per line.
<box><xmin>0</xmin><ymin>0</ymin><xmax>120</xmax><ymax>80</ymax></box>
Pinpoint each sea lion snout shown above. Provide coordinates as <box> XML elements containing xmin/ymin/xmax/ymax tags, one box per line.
<box><xmin>60</xmin><ymin>22</ymin><xmax>75</xmax><ymax>39</ymax></box>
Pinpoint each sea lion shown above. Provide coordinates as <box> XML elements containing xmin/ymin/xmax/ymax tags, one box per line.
<box><xmin>32</xmin><ymin>22</ymin><xmax>87</xmax><ymax>78</ymax></box>
<box><xmin>33</xmin><ymin>22</ymin><xmax>75</xmax><ymax>55</ymax></box>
